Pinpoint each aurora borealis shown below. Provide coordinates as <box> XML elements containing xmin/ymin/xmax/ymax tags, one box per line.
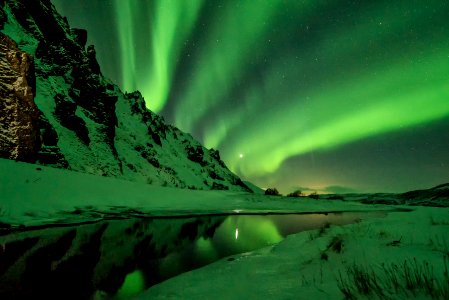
<box><xmin>52</xmin><ymin>0</ymin><xmax>449</xmax><ymax>193</ymax></box>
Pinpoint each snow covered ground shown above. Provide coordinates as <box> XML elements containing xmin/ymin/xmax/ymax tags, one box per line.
<box><xmin>0</xmin><ymin>158</ymin><xmax>391</xmax><ymax>229</ymax></box>
<box><xmin>1</xmin><ymin>158</ymin><xmax>448</xmax><ymax>299</ymax></box>
<box><xmin>137</xmin><ymin>207</ymin><xmax>449</xmax><ymax>300</ymax></box>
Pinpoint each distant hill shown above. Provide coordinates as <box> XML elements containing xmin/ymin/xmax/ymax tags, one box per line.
<box><xmin>320</xmin><ymin>183</ymin><xmax>449</xmax><ymax>207</ymax></box>
<box><xmin>397</xmin><ymin>183</ymin><xmax>449</xmax><ymax>207</ymax></box>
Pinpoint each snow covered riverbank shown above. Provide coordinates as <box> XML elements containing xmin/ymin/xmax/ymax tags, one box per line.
<box><xmin>0</xmin><ymin>159</ymin><xmax>393</xmax><ymax>229</ymax></box>
<box><xmin>138</xmin><ymin>207</ymin><xmax>449</xmax><ymax>299</ymax></box>
<box><xmin>1</xmin><ymin>158</ymin><xmax>447</xmax><ymax>299</ymax></box>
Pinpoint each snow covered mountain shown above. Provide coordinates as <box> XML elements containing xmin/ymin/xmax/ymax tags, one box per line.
<box><xmin>0</xmin><ymin>0</ymin><xmax>251</xmax><ymax>192</ymax></box>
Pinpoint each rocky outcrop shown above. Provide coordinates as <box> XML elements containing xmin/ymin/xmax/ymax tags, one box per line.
<box><xmin>0</xmin><ymin>32</ymin><xmax>39</xmax><ymax>162</ymax></box>
<box><xmin>54</xmin><ymin>93</ymin><xmax>90</xmax><ymax>145</ymax></box>
<box><xmin>0</xmin><ymin>0</ymin><xmax>252</xmax><ymax>192</ymax></box>
<box><xmin>70</xmin><ymin>28</ymin><xmax>87</xmax><ymax>49</ymax></box>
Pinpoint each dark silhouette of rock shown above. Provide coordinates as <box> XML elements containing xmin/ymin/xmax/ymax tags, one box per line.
<box><xmin>211</xmin><ymin>182</ymin><xmax>229</xmax><ymax>190</ymax></box>
<box><xmin>264</xmin><ymin>188</ymin><xmax>280</xmax><ymax>196</ymax></box>
<box><xmin>54</xmin><ymin>93</ymin><xmax>90</xmax><ymax>145</ymax></box>
<box><xmin>36</xmin><ymin>113</ymin><xmax>69</xmax><ymax>167</ymax></box>
<box><xmin>186</xmin><ymin>144</ymin><xmax>206</xmax><ymax>166</ymax></box>
<box><xmin>86</xmin><ymin>45</ymin><xmax>101</xmax><ymax>74</ymax></box>
<box><xmin>71</xmin><ymin>28</ymin><xmax>87</xmax><ymax>48</ymax></box>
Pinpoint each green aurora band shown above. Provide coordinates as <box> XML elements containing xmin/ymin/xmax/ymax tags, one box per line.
<box><xmin>115</xmin><ymin>0</ymin><xmax>138</xmax><ymax>91</ymax></box>
<box><xmin>105</xmin><ymin>0</ymin><xmax>449</xmax><ymax>189</ymax></box>
<box><xmin>206</xmin><ymin>2</ymin><xmax>449</xmax><ymax>176</ymax></box>
<box><xmin>226</xmin><ymin>51</ymin><xmax>449</xmax><ymax>176</ymax></box>
<box><xmin>174</xmin><ymin>0</ymin><xmax>284</xmax><ymax>132</ymax></box>
<box><xmin>115</xmin><ymin>0</ymin><xmax>203</xmax><ymax>112</ymax></box>
<box><xmin>183</xmin><ymin>1</ymin><xmax>449</xmax><ymax>177</ymax></box>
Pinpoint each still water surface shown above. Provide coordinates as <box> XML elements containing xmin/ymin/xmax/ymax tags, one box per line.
<box><xmin>114</xmin><ymin>211</ymin><xmax>385</xmax><ymax>298</ymax></box>
<box><xmin>0</xmin><ymin>212</ymin><xmax>385</xmax><ymax>299</ymax></box>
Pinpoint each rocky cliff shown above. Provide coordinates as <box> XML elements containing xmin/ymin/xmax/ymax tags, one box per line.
<box><xmin>0</xmin><ymin>32</ymin><xmax>39</xmax><ymax>162</ymax></box>
<box><xmin>0</xmin><ymin>0</ymin><xmax>251</xmax><ymax>192</ymax></box>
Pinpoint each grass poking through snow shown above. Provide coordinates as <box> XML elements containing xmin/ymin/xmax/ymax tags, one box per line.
<box><xmin>337</xmin><ymin>255</ymin><xmax>449</xmax><ymax>299</ymax></box>
<box><xmin>429</xmin><ymin>235</ymin><xmax>449</xmax><ymax>256</ymax></box>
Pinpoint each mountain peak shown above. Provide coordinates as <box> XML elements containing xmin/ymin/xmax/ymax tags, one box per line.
<box><xmin>0</xmin><ymin>0</ymin><xmax>251</xmax><ymax>192</ymax></box>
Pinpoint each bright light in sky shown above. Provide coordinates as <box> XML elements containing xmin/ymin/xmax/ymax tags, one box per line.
<box><xmin>239</xmin><ymin>154</ymin><xmax>244</xmax><ymax>159</ymax></box>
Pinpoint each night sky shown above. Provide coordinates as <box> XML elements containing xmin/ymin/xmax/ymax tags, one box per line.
<box><xmin>52</xmin><ymin>0</ymin><xmax>449</xmax><ymax>193</ymax></box>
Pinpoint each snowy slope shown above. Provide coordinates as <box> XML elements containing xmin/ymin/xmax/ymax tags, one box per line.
<box><xmin>0</xmin><ymin>158</ymin><xmax>389</xmax><ymax>229</ymax></box>
<box><xmin>0</xmin><ymin>0</ymin><xmax>251</xmax><ymax>192</ymax></box>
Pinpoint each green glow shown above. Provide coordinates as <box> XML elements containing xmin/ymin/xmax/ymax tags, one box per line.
<box><xmin>225</xmin><ymin>50</ymin><xmax>449</xmax><ymax>176</ymax></box>
<box><xmin>142</xmin><ymin>0</ymin><xmax>203</xmax><ymax>112</ymax></box>
<box><xmin>194</xmin><ymin>237</ymin><xmax>219</xmax><ymax>264</ymax></box>
<box><xmin>114</xmin><ymin>0</ymin><xmax>138</xmax><ymax>91</ymax></box>
<box><xmin>114</xmin><ymin>0</ymin><xmax>203</xmax><ymax>112</ymax></box>
<box><xmin>194</xmin><ymin>2</ymin><xmax>449</xmax><ymax>178</ymax></box>
<box><xmin>103</xmin><ymin>1</ymin><xmax>449</xmax><ymax>189</ymax></box>
<box><xmin>215</xmin><ymin>216</ymin><xmax>283</xmax><ymax>253</ymax></box>
<box><xmin>203</xmin><ymin>1</ymin><xmax>446</xmax><ymax>150</ymax></box>
<box><xmin>115</xmin><ymin>270</ymin><xmax>146</xmax><ymax>299</ymax></box>
<box><xmin>174</xmin><ymin>0</ymin><xmax>289</xmax><ymax>132</ymax></box>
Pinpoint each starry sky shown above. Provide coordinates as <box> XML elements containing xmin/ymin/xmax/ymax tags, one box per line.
<box><xmin>52</xmin><ymin>0</ymin><xmax>449</xmax><ymax>193</ymax></box>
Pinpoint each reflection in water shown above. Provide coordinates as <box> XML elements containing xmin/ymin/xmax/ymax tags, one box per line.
<box><xmin>211</xmin><ymin>216</ymin><xmax>283</xmax><ymax>255</ymax></box>
<box><xmin>0</xmin><ymin>212</ymin><xmax>385</xmax><ymax>299</ymax></box>
<box><xmin>115</xmin><ymin>270</ymin><xmax>146</xmax><ymax>299</ymax></box>
<box><xmin>147</xmin><ymin>212</ymin><xmax>384</xmax><ymax>296</ymax></box>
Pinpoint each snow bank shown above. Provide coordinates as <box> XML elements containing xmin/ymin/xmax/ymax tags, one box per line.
<box><xmin>0</xmin><ymin>158</ymin><xmax>390</xmax><ymax>228</ymax></box>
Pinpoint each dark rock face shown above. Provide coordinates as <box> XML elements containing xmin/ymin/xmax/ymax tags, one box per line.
<box><xmin>36</xmin><ymin>113</ymin><xmax>69</xmax><ymax>167</ymax></box>
<box><xmin>211</xmin><ymin>182</ymin><xmax>229</xmax><ymax>190</ymax></box>
<box><xmin>209</xmin><ymin>148</ymin><xmax>227</xmax><ymax>168</ymax></box>
<box><xmin>54</xmin><ymin>93</ymin><xmax>90</xmax><ymax>145</ymax></box>
<box><xmin>0</xmin><ymin>0</ymin><xmax>253</xmax><ymax>192</ymax></box>
<box><xmin>69</xmin><ymin>64</ymin><xmax>117</xmax><ymax>130</ymax></box>
<box><xmin>3</xmin><ymin>0</ymin><xmax>120</xmax><ymax>165</ymax></box>
<box><xmin>9</xmin><ymin>0</ymin><xmax>67</xmax><ymax>42</ymax></box>
<box><xmin>71</xmin><ymin>28</ymin><xmax>87</xmax><ymax>48</ymax></box>
<box><xmin>185</xmin><ymin>144</ymin><xmax>206</xmax><ymax>166</ymax></box>
<box><xmin>0</xmin><ymin>33</ymin><xmax>39</xmax><ymax>162</ymax></box>
<box><xmin>6</xmin><ymin>0</ymin><xmax>115</xmax><ymax>135</ymax></box>
<box><xmin>86</xmin><ymin>44</ymin><xmax>101</xmax><ymax>74</ymax></box>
